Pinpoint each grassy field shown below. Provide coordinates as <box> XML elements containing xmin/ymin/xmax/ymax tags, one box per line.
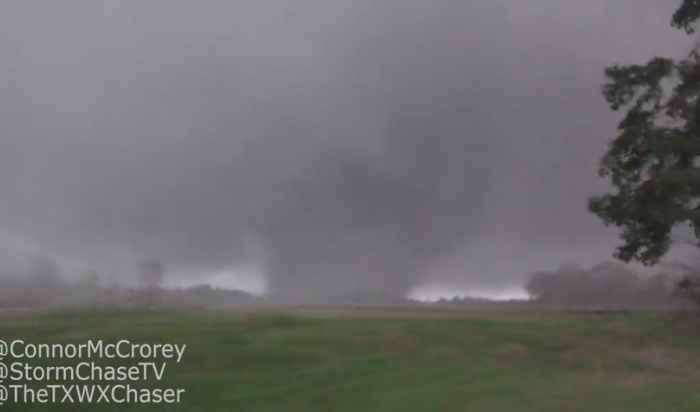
<box><xmin>2</xmin><ymin>307</ymin><xmax>700</xmax><ymax>411</ymax></box>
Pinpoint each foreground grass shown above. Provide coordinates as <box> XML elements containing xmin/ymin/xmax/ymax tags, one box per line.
<box><xmin>1</xmin><ymin>308</ymin><xmax>700</xmax><ymax>411</ymax></box>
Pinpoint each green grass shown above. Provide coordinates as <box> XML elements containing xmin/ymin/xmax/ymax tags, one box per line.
<box><xmin>1</xmin><ymin>308</ymin><xmax>700</xmax><ymax>411</ymax></box>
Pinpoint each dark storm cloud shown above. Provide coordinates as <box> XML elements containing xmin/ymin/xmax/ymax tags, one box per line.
<box><xmin>0</xmin><ymin>1</ymin><xmax>689</xmax><ymax>295</ymax></box>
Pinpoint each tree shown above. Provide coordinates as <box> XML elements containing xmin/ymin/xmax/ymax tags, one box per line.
<box><xmin>643</xmin><ymin>272</ymin><xmax>676</xmax><ymax>304</ymax></box>
<box><xmin>137</xmin><ymin>260</ymin><xmax>165</xmax><ymax>306</ymax></box>
<box><xmin>29</xmin><ymin>254</ymin><xmax>60</xmax><ymax>284</ymax></box>
<box><xmin>589</xmin><ymin>1</ymin><xmax>700</xmax><ymax>266</ymax></box>
<box><xmin>79</xmin><ymin>270</ymin><xmax>100</xmax><ymax>289</ymax></box>
<box><xmin>524</xmin><ymin>263</ymin><xmax>683</xmax><ymax>308</ymax></box>
<box><xmin>138</xmin><ymin>260</ymin><xmax>165</xmax><ymax>290</ymax></box>
<box><xmin>525</xmin><ymin>271</ymin><xmax>557</xmax><ymax>301</ymax></box>
<box><xmin>27</xmin><ymin>254</ymin><xmax>62</xmax><ymax>305</ymax></box>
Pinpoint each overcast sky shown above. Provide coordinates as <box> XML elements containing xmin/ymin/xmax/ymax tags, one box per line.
<box><xmin>0</xmin><ymin>1</ymin><xmax>690</xmax><ymax>297</ymax></box>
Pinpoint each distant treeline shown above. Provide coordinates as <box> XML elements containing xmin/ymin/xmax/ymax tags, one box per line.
<box><xmin>524</xmin><ymin>262</ymin><xmax>690</xmax><ymax>309</ymax></box>
<box><xmin>0</xmin><ymin>255</ymin><xmax>254</xmax><ymax>309</ymax></box>
<box><xmin>1</xmin><ymin>255</ymin><xmax>697</xmax><ymax>311</ymax></box>
<box><xmin>0</xmin><ymin>275</ymin><xmax>255</xmax><ymax>309</ymax></box>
